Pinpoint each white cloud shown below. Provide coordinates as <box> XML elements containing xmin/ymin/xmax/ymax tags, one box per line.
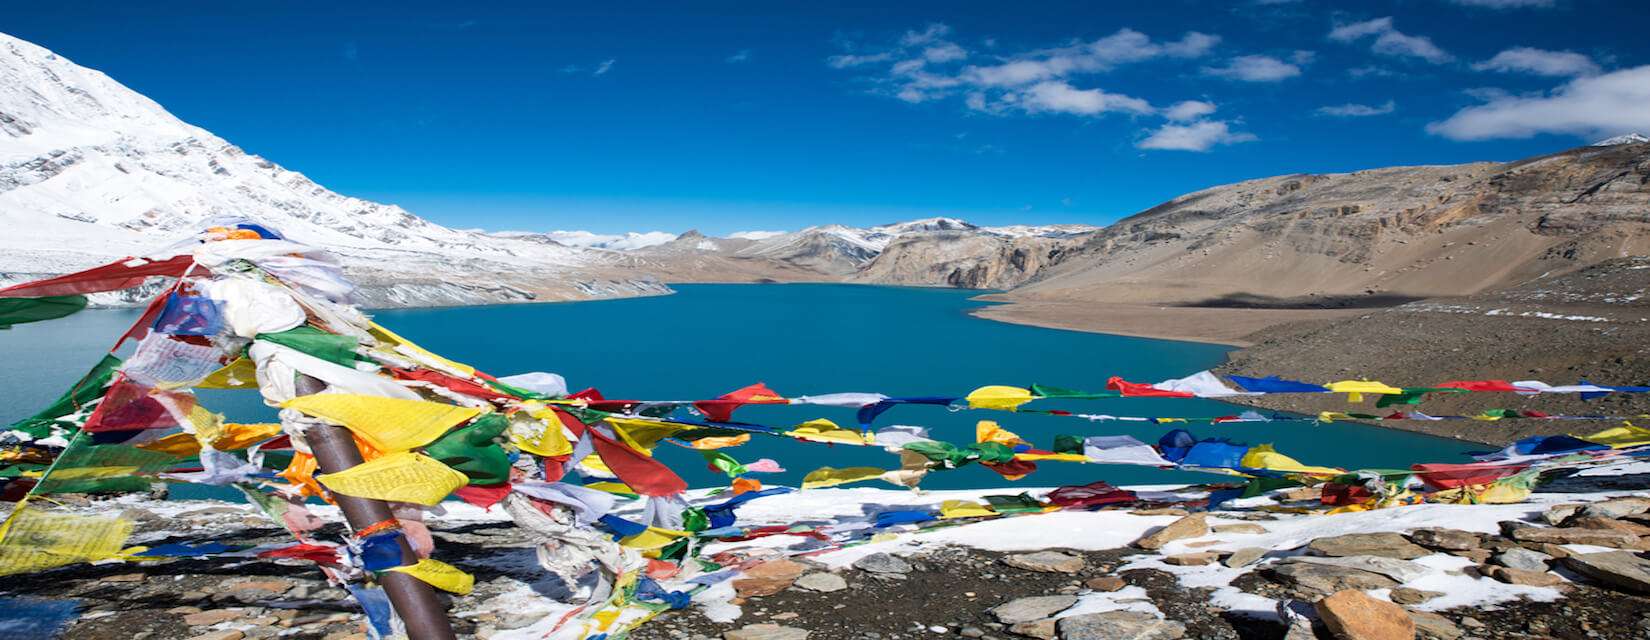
<box><xmin>1138</xmin><ymin>120</ymin><xmax>1257</xmax><ymax>151</ymax></box>
<box><xmin>1204</xmin><ymin>55</ymin><xmax>1302</xmax><ymax>81</ymax></box>
<box><xmin>1164</xmin><ymin>100</ymin><xmax>1218</xmax><ymax>121</ymax></box>
<box><xmin>1473</xmin><ymin>47</ymin><xmax>1599</xmax><ymax>77</ymax></box>
<box><xmin>1329</xmin><ymin>17</ymin><xmax>1452</xmax><ymax>64</ymax></box>
<box><xmin>729</xmin><ymin>230</ymin><xmax>785</xmax><ymax>240</ymax></box>
<box><xmin>1448</xmin><ymin>0</ymin><xmax>1554</xmax><ymax>8</ymax></box>
<box><xmin>828</xmin><ymin>25</ymin><xmax>1218</xmax><ymax>115</ymax></box>
<box><xmin>1427</xmin><ymin>65</ymin><xmax>1650</xmax><ymax>140</ymax></box>
<box><xmin>593</xmin><ymin>59</ymin><xmax>615</xmax><ymax>75</ymax></box>
<box><xmin>1317</xmin><ymin>100</ymin><xmax>1396</xmax><ymax>117</ymax></box>
<box><xmin>726</xmin><ymin>49</ymin><xmax>752</xmax><ymax>63</ymax></box>
<box><xmin>1016</xmin><ymin>81</ymin><xmax>1153</xmax><ymax>116</ymax></box>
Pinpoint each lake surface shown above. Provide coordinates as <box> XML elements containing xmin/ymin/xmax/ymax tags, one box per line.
<box><xmin>0</xmin><ymin>283</ymin><xmax>1481</xmax><ymax>490</ymax></box>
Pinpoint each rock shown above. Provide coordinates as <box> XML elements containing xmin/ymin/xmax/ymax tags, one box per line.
<box><xmin>1314</xmin><ymin>590</ymin><xmax>1415</xmax><ymax>640</ymax></box>
<box><xmin>1543</xmin><ymin>503</ymin><xmax>1584</xmax><ymax>526</ymax></box>
<box><xmin>1131</xmin><ymin>508</ymin><xmax>1188</xmax><ymax>516</ymax></box>
<box><xmin>1507</xmin><ymin>526</ymin><xmax>1639</xmax><ymax>548</ymax></box>
<box><xmin>1562</xmin><ymin>551</ymin><xmax>1650</xmax><ymax>593</ymax></box>
<box><xmin>1408</xmin><ymin>611</ymin><xmax>1463</xmax><ymax>640</ymax></box>
<box><xmin>793</xmin><ymin>573</ymin><xmax>847</xmax><ymax>593</ymax></box>
<box><xmin>1406</xmin><ymin>528</ymin><xmax>1480</xmax><ymax>551</ymax></box>
<box><xmin>1007</xmin><ymin>619</ymin><xmax>1056</xmax><ymax>639</ymax></box>
<box><xmin>1279</xmin><ymin>555</ymin><xmax>1430</xmax><ymax>582</ymax></box>
<box><xmin>1522</xmin><ymin>542</ymin><xmax>1571</xmax><ymax>559</ymax></box>
<box><xmin>1133</xmin><ymin>515</ymin><xmax>1208</xmax><ymax>550</ymax></box>
<box><xmin>1212</xmin><ymin>523</ymin><xmax>1268</xmax><ymax>534</ymax></box>
<box><xmin>853</xmin><ymin>553</ymin><xmax>912</xmax><ymax>574</ymax></box>
<box><xmin>1492</xmin><ymin>547</ymin><xmax>1552</xmax><ymax>571</ymax></box>
<box><xmin>1579</xmin><ymin>497</ymin><xmax>1650</xmax><ymax>520</ymax></box>
<box><xmin>735</xmin><ymin>560</ymin><xmax>807</xmax><ymax>598</ymax></box>
<box><xmin>724</xmin><ymin>624</ymin><xmax>809</xmax><ymax>640</ymax></box>
<box><xmin>1569</xmin><ymin>516</ymin><xmax>1650</xmax><ymax>535</ymax></box>
<box><xmin>1443</xmin><ymin>549</ymin><xmax>1490</xmax><ymax>563</ymax></box>
<box><xmin>1265</xmin><ymin>563</ymin><xmax>1399</xmax><ymax>598</ymax></box>
<box><xmin>1279</xmin><ymin>487</ymin><xmax>1321</xmax><ymax>502</ymax></box>
<box><xmin>184</xmin><ymin>610</ymin><xmax>245</xmax><ymax>627</ymax></box>
<box><xmin>1483</xmin><ymin>565</ymin><xmax>1565</xmax><ymax>587</ymax></box>
<box><xmin>1223</xmin><ymin>548</ymin><xmax>1267</xmax><ymax>568</ymax></box>
<box><xmin>1163</xmin><ymin>552</ymin><xmax>1220</xmax><ymax>566</ymax></box>
<box><xmin>1083</xmin><ymin>576</ymin><xmax>1126</xmax><ymax>592</ymax></box>
<box><xmin>1306</xmin><ymin>533</ymin><xmax>1429</xmax><ymax>559</ymax></box>
<box><xmin>105</xmin><ymin>572</ymin><xmax>147</xmax><ymax>582</ymax></box>
<box><xmin>1057</xmin><ymin>611</ymin><xmax>1185</xmax><ymax>640</ymax></box>
<box><xmin>959</xmin><ymin>627</ymin><xmax>986</xmax><ymax>639</ymax></box>
<box><xmin>1003</xmin><ymin>551</ymin><xmax>1085</xmax><ymax>574</ymax></box>
<box><xmin>1387</xmin><ymin>587</ymin><xmax>1443</xmax><ymax>606</ymax></box>
<box><xmin>990</xmin><ymin>596</ymin><xmax>1077</xmax><ymax>624</ymax></box>
<box><xmin>188</xmin><ymin>632</ymin><xmax>245</xmax><ymax>640</ymax></box>
<box><xmin>232</xmin><ymin>579</ymin><xmax>292</xmax><ymax>595</ymax></box>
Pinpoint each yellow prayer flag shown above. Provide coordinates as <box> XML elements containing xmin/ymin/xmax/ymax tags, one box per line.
<box><xmin>369</xmin><ymin>322</ymin><xmax>476</xmax><ymax>377</ymax></box>
<box><xmin>1015</xmin><ymin>452</ymin><xmax>1088</xmax><ymax>463</ymax></box>
<box><xmin>1326</xmin><ymin>380</ymin><xmax>1403</xmax><ymax>404</ymax></box>
<box><xmin>0</xmin><ymin>507</ymin><xmax>133</xmax><ymax>576</ymax></box>
<box><xmin>975</xmin><ymin>420</ymin><xmax>1026</xmax><ymax>447</ymax></box>
<box><xmin>582</xmin><ymin>481</ymin><xmax>638</xmax><ymax>497</ymax></box>
<box><xmin>1239</xmin><ymin>444</ymin><xmax>1342</xmax><ymax>476</ymax></box>
<box><xmin>386</xmin><ymin>558</ymin><xmax>475</xmax><ymax>595</ymax></box>
<box><xmin>965</xmin><ymin>385</ymin><xmax>1035</xmax><ymax>411</ymax></box>
<box><xmin>787</xmin><ymin>419</ymin><xmax>874</xmax><ymax>445</ymax></box>
<box><xmin>1581</xmin><ymin>422</ymin><xmax>1650</xmax><ymax>449</ymax></box>
<box><xmin>282</xmin><ymin>394</ymin><xmax>480</xmax><ymax>452</ymax></box>
<box><xmin>515</xmin><ymin>411</ymin><xmax>574</xmax><ymax>457</ymax></box>
<box><xmin>938</xmin><ymin>500</ymin><xmax>996</xmax><ymax>519</ymax></box>
<box><xmin>688</xmin><ymin>434</ymin><xmax>750</xmax><ymax>450</ymax></box>
<box><xmin>619</xmin><ymin>526</ymin><xmax>693</xmax><ymax>550</ymax></box>
<box><xmin>605</xmin><ymin>417</ymin><xmax>689</xmax><ymax>453</ymax></box>
<box><xmin>314</xmin><ymin>452</ymin><xmax>468</xmax><ymax>506</ymax></box>
<box><xmin>801</xmin><ymin>466</ymin><xmax>887</xmax><ymax>489</ymax></box>
<box><xmin>197</xmin><ymin>357</ymin><xmax>259</xmax><ymax>389</ymax></box>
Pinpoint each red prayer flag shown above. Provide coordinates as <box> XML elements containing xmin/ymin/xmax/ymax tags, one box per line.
<box><xmin>453</xmin><ymin>483</ymin><xmax>512</xmax><ymax>509</ymax></box>
<box><xmin>1436</xmin><ymin>380</ymin><xmax>1535</xmax><ymax>393</ymax></box>
<box><xmin>390</xmin><ymin>368</ymin><xmax>514</xmax><ymax>401</ymax></box>
<box><xmin>1410</xmin><ymin>462</ymin><xmax>1529</xmax><ymax>490</ymax></box>
<box><xmin>693</xmin><ymin>382</ymin><xmax>787</xmax><ymax>422</ymax></box>
<box><xmin>1106</xmin><ymin>376</ymin><xmax>1194</xmax><ymax>398</ymax></box>
<box><xmin>0</xmin><ymin>255</ymin><xmax>195</xmax><ymax>298</ymax></box>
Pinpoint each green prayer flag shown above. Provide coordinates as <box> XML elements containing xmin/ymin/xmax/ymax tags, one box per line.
<box><xmin>7</xmin><ymin>354</ymin><xmax>122</xmax><ymax>438</ymax></box>
<box><xmin>0</xmin><ymin>295</ymin><xmax>88</xmax><ymax>329</ymax></box>
<box><xmin>424</xmin><ymin>413</ymin><xmax>511</xmax><ymax>485</ymax></box>
<box><xmin>256</xmin><ymin>326</ymin><xmax>362</xmax><ymax>367</ymax></box>
<box><xmin>1052</xmin><ymin>434</ymin><xmax>1084</xmax><ymax>455</ymax></box>
<box><xmin>1029</xmin><ymin>384</ymin><xmax>1120</xmax><ymax>400</ymax></box>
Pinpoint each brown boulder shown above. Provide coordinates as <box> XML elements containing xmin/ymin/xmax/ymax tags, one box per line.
<box><xmin>1133</xmin><ymin>514</ymin><xmax>1208</xmax><ymax>550</ymax></box>
<box><xmin>1314</xmin><ymin>590</ymin><xmax>1416</xmax><ymax>640</ymax></box>
<box><xmin>1507</xmin><ymin>526</ymin><xmax>1639</xmax><ymax>548</ymax></box>
<box><xmin>733</xmin><ymin>560</ymin><xmax>807</xmax><ymax>598</ymax></box>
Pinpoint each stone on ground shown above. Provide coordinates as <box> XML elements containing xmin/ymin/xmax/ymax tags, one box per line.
<box><xmin>1279</xmin><ymin>555</ymin><xmax>1430</xmax><ymax>582</ymax></box>
<box><xmin>1483</xmin><ymin>565</ymin><xmax>1565</xmax><ymax>587</ymax></box>
<box><xmin>1492</xmin><ymin>547</ymin><xmax>1552</xmax><ymax>571</ymax></box>
<box><xmin>1406</xmin><ymin>528</ymin><xmax>1480</xmax><ymax>551</ymax></box>
<box><xmin>1306</xmin><ymin>533</ymin><xmax>1429</xmax><ymax>559</ymax></box>
<box><xmin>1408</xmin><ymin>611</ymin><xmax>1463</xmax><ymax>640</ymax></box>
<box><xmin>1163</xmin><ymin>552</ymin><xmax>1220</xmax><ymax>566</ymax></box>
<box><xmin>1133</xmin><ymin>514</ymin><xmax>1208</xmax><ymax>550</ymax></box>
<box><xmin>1083</xmin><ymin>576</ymin><xmax>1126</xmax><ymax>592</ymax></box>
<box><xmin>1266</xmin><ymin>563</ymin><xmax>1399</xmax><ymax>598</ymax></box>
<box><xmin>1223</xmin><ymin>547</ymin><xmax>1267</xmax><ymax>568</ymax></box>
<box><xmin>1007</xmin><ymin>618</ymin><xmax>1057</xmax><ymax>639</ymax></box>
<box><xmin>1003</xmin><ymin>551</ymin><xmax>1086</xmax><ymax>573</ymax></box>
<box><xmin>792</xmin><ymin>572</ymin><xmax>847</xmax><ymax>593</ymax></box>
<box><xmin>1387</xmin><ymin>587</ymin><xmax>1443</xmax><ymax>605</ymax></box>
<box><xmin>1508</xmin><ymin>526</ymin><xmax>1639</xmax><ymax>548</ymax></box>
<box><xmin>1057</xmin><ymin>611</ymin><xmax>1186</xmax><ymax>640</ymax></box>
<box><xmin>1562</xmin><ymin>551</ymin><xmax>1650</xmax><ymax>593</ymax></box>
<box><xmin>852</xmin><ymin>552</ymin><xmax>912</xmax><ymax>574</ymax></box>
<box><xmin>1212</xmin><ymin>523</ymin><xmax>1268</xmax><ymax>534</ymax></box>
<box><xmin>1314</xmin><ymin>589</ymin><xmax>1415</xmax><ymax>640</ymax></box>
<box><xmin>990</xmin><ymin>595</ymin><xmax>1078</xmax><ymax>624</ymax></box>
<box><xmin>734</xmin><ymin>560</ymin><xmax>807</xmax><ymax>598</ymax></box>
<box><xmin>724</xmin><ymin>623</ymin><xmax>810</xmax><ymax>640</ymax></box>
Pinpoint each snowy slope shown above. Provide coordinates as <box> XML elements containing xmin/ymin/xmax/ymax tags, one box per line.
<box><xmin>0</xmin><ymin>31</ymin><xmax>676</xmax><ymax>306</ymax></box>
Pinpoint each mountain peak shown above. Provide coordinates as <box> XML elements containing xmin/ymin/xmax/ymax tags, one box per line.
<box><xmin>1593</xmin><ymin>133</ymin><xmax>1649</xmax><ymax>146</ymax></box>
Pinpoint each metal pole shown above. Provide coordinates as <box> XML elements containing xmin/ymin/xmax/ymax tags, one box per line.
<box><xmin>296</xmin><ymin>375</ymin><xmax>458</xmax><ymax>640</ymax></box>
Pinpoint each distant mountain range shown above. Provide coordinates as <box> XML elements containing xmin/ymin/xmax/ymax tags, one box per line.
<box><xmin>3</xmin><ymin>30</ymin><xmax>1648</xmax><ymax>324</ymax></box>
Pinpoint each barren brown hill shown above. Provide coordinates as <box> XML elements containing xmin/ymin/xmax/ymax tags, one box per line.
<box><xmin>980</xmin><ymin>141</ymin><xmax>1650</xmax><ymax>341</ymax></box>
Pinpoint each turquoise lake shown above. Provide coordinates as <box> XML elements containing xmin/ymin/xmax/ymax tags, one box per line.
<box><xmin>0</xmin><ymin>283</ymin><xmax>1482</xmax><ymax>490</ymax></box>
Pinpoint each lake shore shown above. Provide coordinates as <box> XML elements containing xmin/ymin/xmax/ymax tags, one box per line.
<box><xmin>967</xmin><ymin>296</ymin><xmax>1362</xmax><ymax>347</ymax></box>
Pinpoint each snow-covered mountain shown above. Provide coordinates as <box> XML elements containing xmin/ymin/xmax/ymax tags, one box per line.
<box><xmin>1593</xmin><ymin>133</ymin><xmax>1650</xmax><ymax>146</ymax></box>
<box><xmin>0</xmin><ymin>31</ymin><xmax>668</xmax><ymax>306</ymax></box>
<box><xmin>495</xmin><ymin>230</ymin><xmax>677</xmax><ymax>251</ymax></box>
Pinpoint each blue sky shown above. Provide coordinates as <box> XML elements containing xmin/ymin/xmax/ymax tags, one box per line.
<box><xmin>6</xmin><ymin>1</ymin><xmax>1649</xmax><ymax>235</ymax></box>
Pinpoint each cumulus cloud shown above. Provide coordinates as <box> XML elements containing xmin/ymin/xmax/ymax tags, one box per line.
<box><xmin>1203</xmin><ymin>55</ymin><xmax>1302</xmax><ymax>81</ymax></box>
<box><xmin>828</xmin><ymin>24</ymin><xmax>1224</xmax><ymax>112</ymax></box>
<box><xmin>1164</xmin><ymin>100</ymin><xmax>1218</xmax><ymax>121</ymax></box>
<box><xmin>1015</xmin><ymin>81</ymin><xmax>1154</xmax><ymax>116</ymax></box>
<box><xmin>593</xmin><ymin>59</ymin><xmax>615</xmax><ymax>75</ymax></box>
<box><xmin>1138</xmin><ymin>120</ymin><xmax>1257</xmax><ymax>151</ymax></box>
<box><xmin>1473</xmin><ymin>47</ymin><xmax>1600</xmax><ymax>77</ymax></box>
<box><xmin>726</xmin><ymin>49</ymin><xmax>752</xmax><ymax>63</ymax></box>
<box><xmin>1317</xmin><ymin>100</ymin><xmax>1396</xmax><ymax>117</ymax></box>
<box><xmin>1329</xmin><ymin>17</ymin><xmax>1452</xmax><ymax>64</ymax></box>
<box><xmin>1428</xmin><ymin>65</ymin><xmax>1650</xmax><ymax>140</ymax></box>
